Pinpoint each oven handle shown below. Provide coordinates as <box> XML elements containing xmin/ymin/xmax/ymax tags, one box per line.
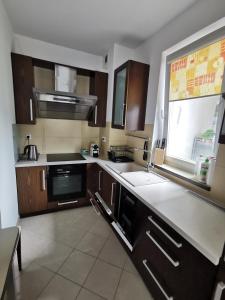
<box><xmin>56</xmin><ymin>170</ymin><xmax>71</xmax><ymax>174</ymax></box>
<box><xmin>58</xmin><ymin>200</ymin><xmax>78</xmax><ymax>206</ymax></box>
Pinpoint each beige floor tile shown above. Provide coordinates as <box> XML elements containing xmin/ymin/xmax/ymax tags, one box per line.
<box><xmin>77</xmin><ymin>288</ymin><xmax>106</xmax><ymax>300</ymax></box>
<box><xmin>76</xmin><ymin>232</ymin><xmax>106</xmax><ymax>257</ymax></box>
<box><xmin>47</xmin><ymin>223</ymin><xmax>88</xmax><ymax>248</ymax></box>
<box><xmin>114</xmin><ymin>271</ymin><xmax>153</xmax><ymax>300</ymax></box>
<box><xmin>58</xmin><ymin>249</ymin><xmax>95</xmax><ymax>285</ymax></box>
<box><xmin>90</xmin><ymin>219</ymin><xmax>112</xmax><ymax>238</ymax></box>
<box><xmin>38</xmin><ymin>274</ymin><xmax>81</xmax><ymax>300</ymax></box>
<box><xmin>15</xmin><ymin>263</ymin><xmax>54</xmax><ymax>300</ymax></box>
<box><xmin>99</xmin><ymin>234</ymin><xmax>127</xmax><ymax>268</ymax></box>
<box><xmin>84</xmin><ymin>259</ymin><xmax>122</xmax><ymax>300</ymax></box>
<box><xmin>34</xmin><ymin>240</ymin><xmax>73</xmax><ymax>272</ymax></box>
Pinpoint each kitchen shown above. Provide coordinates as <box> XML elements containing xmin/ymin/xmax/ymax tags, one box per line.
<box><xmin>1</xmin><ymin>0</ymin><xmax>225</xmax><ymax>300</ymax></box>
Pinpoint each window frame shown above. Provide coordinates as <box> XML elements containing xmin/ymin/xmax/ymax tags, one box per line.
<box><xmin>163</xmin><ymin>34</ymin><xmax>225</xmax><ymax>175</ymax></box>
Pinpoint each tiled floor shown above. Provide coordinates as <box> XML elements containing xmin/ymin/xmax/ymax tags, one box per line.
<box><xmin>14</xmin><ymin>206</ymin><xmax>154</xmax><ymax>300</ymax></box>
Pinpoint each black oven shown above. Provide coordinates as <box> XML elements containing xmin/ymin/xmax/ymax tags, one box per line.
<box><xmin>47</xmin><ymin>164</ymin><xmax>86</xmax><ymax>202</ymax></box>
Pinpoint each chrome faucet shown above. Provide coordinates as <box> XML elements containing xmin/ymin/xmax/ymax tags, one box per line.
<box><xmin>129</xmin><ymin>138</ymin><xmax>153</xmax><ymax>172</ymax></box>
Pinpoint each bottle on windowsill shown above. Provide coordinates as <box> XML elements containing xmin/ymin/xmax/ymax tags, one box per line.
<box><xmin>200</xmin><ymin>158</ymin><xmax>209</xmax><ymax>183</ymax></box>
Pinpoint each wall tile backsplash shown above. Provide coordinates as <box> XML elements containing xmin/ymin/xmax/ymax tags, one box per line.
<box><xmin>17</xmin><ymin>119</ymin><xmax>100</xmax><ymax>154</ymax></box>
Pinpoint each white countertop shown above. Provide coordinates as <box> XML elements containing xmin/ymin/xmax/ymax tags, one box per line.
<box><xmin>15</xmin><ymin>155</ymin><xmax>225</xmax><ymax>265</ymax></box>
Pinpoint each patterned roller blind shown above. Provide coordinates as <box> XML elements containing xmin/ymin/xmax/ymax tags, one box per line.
<box><xmin>169</xmin><ymin>38</ymin><xmax>225</xmax><ymax>101</ymax></box>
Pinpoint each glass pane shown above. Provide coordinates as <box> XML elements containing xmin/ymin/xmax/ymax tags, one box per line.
<box><xmin>167</xmin><ymin>95</ymin><xmax>221</xmax><ymax>162</ymax></box>
<box><xmin>113</xmin><ymin>68</ymin><xmax>127</xmax><ymax>126</ymax></box>
<box><xmin>53</xmin><ymin>174</ymin><xmax>82</xmax><ymax>196</ymax></box>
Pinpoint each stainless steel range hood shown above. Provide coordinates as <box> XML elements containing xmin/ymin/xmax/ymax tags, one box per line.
<box><xmin>34</xmin><ymin>64</ymin><xmax>97</xmax><ymax>120</ymax></box>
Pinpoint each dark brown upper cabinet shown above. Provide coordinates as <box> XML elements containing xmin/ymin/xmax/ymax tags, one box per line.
<box><xmin>11</xmin><ymin>53</ymin><xmax>35</xmax><ymax>124</ymax></box>
<box><xmin>112</xmin><ymin>60</ymin><xmax>150</xmax><ymax>131</ymax></box>
<box><xmin>88</xmin><ymin>71</ymin><xmax>108</xmax><ymax>127</ymax></box>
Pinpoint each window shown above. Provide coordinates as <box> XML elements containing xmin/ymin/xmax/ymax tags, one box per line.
<box><xmin>167</xmin><ymin>95</ymin><xmax>221</xmax><ymax>163</ymax></box>
<box><xmin>166</xmin><ymin>38</ymin><xmax>225</xmax><ymax>172</ymax></box>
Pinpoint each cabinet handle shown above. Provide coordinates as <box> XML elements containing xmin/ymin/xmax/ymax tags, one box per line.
<box><xmin>111</xmin><ymin>182</ymin><xmax>117</xmax><ymax>206</ymax></box>
<box><xmin>30</xmin><ymin>98</ymin><xmax>33</xmax><ymax>121</ymax></box>
<box><xmin>58</xmin><ymin>200</ymin><xmax>78</xmax><ymax>206</ymax></box>
<box><xmin>146</xmin><ymin>231</ymin><xmax>180</xmax><ymax>267</ymax></box>
<box><xmin>94</xmin><ymin>105</ymin><xmax>98</xmax><ymax>124</ymax></box>
<box><xmin>98</xmin><ymin>170</ymin><xmax>102</xmax><ymax>190</ymax></box>
<box><xmin>148</xmin><ymin>216</ymin><xmax>182</xmax><ymax>248</ymax></box>
<box><xmin>42</xmin><ymin>169</ymin><xmax>46</xmax><ymax>191</ymax></box>
<box><xmin>122</xmin><ymin>103</ymin><xmax>126</xmax><ymax>127</ymax></box>
<box><xmin>213</xmin><ymin>282</ymin><xmax>225</xmax><ymax>300</ymax></box>
<box><xmin>142</xmin><ymin>259</ymin><xmax>173</xmax><ymax>300</ymax></box>
<box><xmin>90</xmin><ymin>198</ymin><xmax>101</xmax><ymax>216</ymax></box>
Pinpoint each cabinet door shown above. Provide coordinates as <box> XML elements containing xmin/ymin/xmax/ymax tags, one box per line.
<box><xmin>16</xmin><ymin>166</ymin><xmax>47</xmax><ymax>215</ymax></box>
<box><xmin>112</xmin><ymin>60</ymin><xmax>149</xmax><ymax>131</ymax></box>
<box><xmin>87</xmin><ymin>163</ymin><xmax>100</xmax><ymax>197</ymax></box>
<box><xmin>112</xmin><ymin>65</ymin><xmax>128</xmax><ymax>129</ymax></box>
<box><xmin>126</xmin><ymin>61</ymin><xmax>149</xmax><ymax>131</ymax></box>
<box><xmin>213</xmin><ymin>252</ymin><xmax>225</xmax><ymax>300</ymax></box>
<box><xmin>88</xmin><ymin>72</ymin><xmax>108</xmax><ymax>127</ymax></box>
<box><xmin>102</xmin><ymin>170</ymin><xmax>117</xmax><ymax>216</ymax></box>
<box><xmin>11</xmin><ymin>53</ymin><xmax>35</xmax><ymax>124</ymax></box>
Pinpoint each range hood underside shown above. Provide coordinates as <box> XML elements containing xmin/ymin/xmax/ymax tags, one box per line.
<box><xmin>37</xmin><ymin>100</ymin><xmax>94</xmax><ymax>120</ymax></box>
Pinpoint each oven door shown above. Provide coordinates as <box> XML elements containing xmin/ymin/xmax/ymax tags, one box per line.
<box><xmin>47</xmin><ymin>164</ymin><xmax>86</xmax><ymax>202</ymax></box>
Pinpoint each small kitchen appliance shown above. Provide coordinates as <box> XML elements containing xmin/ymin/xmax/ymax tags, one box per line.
<box><xmin>23</xmin><ymin>145</ymin><xmax>39</xmax><ymax>161</ymax></box>
<box><xmin>90</xmin><ymin>144</ymin><xmax>99</xmax><ymax>157</ymax></box>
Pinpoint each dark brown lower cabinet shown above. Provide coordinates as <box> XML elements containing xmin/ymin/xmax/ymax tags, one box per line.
<box><xmin>16</xmin><ymin>166</ymin><xmax>48</xmax><ymax>215</ymax></box>
<box><xmin>132</xmin><ymin>201</ymin><xmax>217</xmax><ymax>300</ymax></box>
<box><xmin>213</xmin><ymin>251</ymin><xmax>225</xmax><ymax>300</ymax></box>
<box><xmin>101</xmin><ymin>170</ymin><xmax>118</xmax><ymax>216</ymax></box>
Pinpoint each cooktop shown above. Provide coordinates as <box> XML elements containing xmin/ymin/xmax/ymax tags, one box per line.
<box><xmin>47</xmin><ymin>153</ymin><xmax>86</xmax><ymax>162</ymax></box>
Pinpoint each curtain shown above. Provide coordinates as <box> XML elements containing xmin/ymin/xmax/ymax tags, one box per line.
<box><xmin>169</xmin><ymin>38</ymin><xmax>225</xmax><ymax>101</ymax></box>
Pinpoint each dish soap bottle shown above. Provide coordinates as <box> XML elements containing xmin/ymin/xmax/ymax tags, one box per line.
<box><xmin>200</xmin><ymin>158</ymin><xmax>209</xmax><ymax>183</ymax></box>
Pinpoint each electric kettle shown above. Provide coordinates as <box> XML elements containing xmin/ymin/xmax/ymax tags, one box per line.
<box><xmin>23</xmin><ymin>145</ymin><xmax>39</xmax><ymax>161</ymax></box>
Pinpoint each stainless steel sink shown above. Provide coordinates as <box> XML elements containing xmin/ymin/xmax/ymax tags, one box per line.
<box><xmin>106</xmin><ymin>162</ymin><xmax>145</xmax><ymax>174</ymax></box>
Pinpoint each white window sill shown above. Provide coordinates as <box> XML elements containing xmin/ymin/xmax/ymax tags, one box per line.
<box><xmin>154</xmin><ymin>163</ymin><xmax>211</xmax><ymax>191</ymax></box>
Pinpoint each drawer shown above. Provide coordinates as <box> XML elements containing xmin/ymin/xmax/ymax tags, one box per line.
<box><xmin>134</xmin><ymin>229</ymin><xmax>180</xmax><ymax>300</ymax></box>
<box><xmin>133</xmin><ymin>208</ymin><xmax>217</xmax><ymax>300</ymax></box>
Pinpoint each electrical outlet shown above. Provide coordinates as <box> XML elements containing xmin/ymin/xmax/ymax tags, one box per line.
<box><xmin>26</xmin><ymin>134</ymin><xmax>32</xmax><ymax>140</ymax></box>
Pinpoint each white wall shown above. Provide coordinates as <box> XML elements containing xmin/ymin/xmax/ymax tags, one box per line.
<box><xmin>0</xmin><ymin>0</ymin><xmax>18</xmax><ymax>228</ymax></box>
<box><xmin>134</xmin><ymin>0</ymin><xmax>225</xmax><ymax>124</ymax></box>
<box><xmin>13</xmin><ymin>34</ymin><xmax>105</xmax><ymax>72</ymax></box>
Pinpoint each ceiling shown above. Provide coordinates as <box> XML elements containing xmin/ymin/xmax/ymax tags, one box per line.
<box><xmin>4</xmin><ymin>0</ymin><xmax>198</xmax><ymax>56</ymax></box>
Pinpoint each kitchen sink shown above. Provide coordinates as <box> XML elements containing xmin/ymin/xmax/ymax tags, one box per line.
<box><xmin>106</xmin><ymin>162</ymin><xmax>145</xmax><ymax>174</ymax></box>
<box><xmin>120</xmin><ymin>171</ymin><xmax>168</xmax><ymax>187</ymax></box>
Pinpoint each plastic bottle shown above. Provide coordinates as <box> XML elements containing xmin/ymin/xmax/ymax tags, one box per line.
<box><xmin>195</xmin><ymin>155</ymin><xmax>204</xmax><ymax>180</ymax></box>
<box><xmin>200</xmin><ymin>158</ymin><xmax>209</xmax><ymax>183</ymax></box>
<box><xmin>206</xmin><ymin>157</ymin><xmax>216</xmax><ymax>186</ymax></box>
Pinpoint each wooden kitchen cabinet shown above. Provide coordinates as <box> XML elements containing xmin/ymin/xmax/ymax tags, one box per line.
<box><xmin>101</xmin><ymin>170</ymin><xmax>118</xmax><ymax>216</ymax></box>
<box><xmin>132</xmin><ymin>200</ymin><xmax>217</xmax><ymax>300</ymax></box>
<box><xmin>91</xmin><ymin>166</ymin><xmax>118</xmax><ymax>217</ymax></box>
<box><xmin>112</xmin><ymin>60</ymin><xmax>149</xmax><ymax>131</ymax></box>
<box><xmin>213</xmin><ymin>249</ymin><xmax>225</xmax><ymax>300</ymax></box>
<box><xmin>16</xmin><ymin>166</ymin><xmax>47</xmax><ymax>216</ymax></box>
<box><xmin>88</xmin><ymin>71</ymin><xmax>108</xmax><ymax>127</ymax></box>
<box><xmin>11</xmin><ymin>53</ymin><xmax>35</xmax><ymax>124</ymax></box>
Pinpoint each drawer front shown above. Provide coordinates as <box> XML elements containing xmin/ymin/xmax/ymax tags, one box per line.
<box><xmin>133</xmin><ymin>208</ymin><xmax>217</xmax><ymax>300</ymax></box>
